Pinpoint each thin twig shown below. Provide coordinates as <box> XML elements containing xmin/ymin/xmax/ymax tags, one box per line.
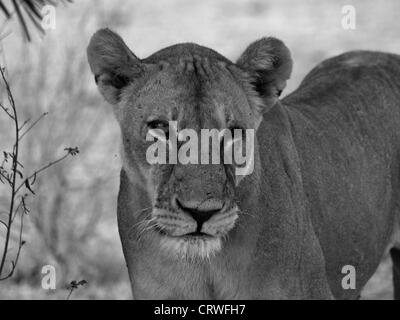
<box><xmin>18</xmin><ymin>117</ymin><xmax>31</xmax><ymax>131</ymax></box>
<box><xmin>19</xmin><ymin>112</ymin><xmax>48</xmax><ymax>140</ymax></box>
<box><xmin>0</xmin><ymin>101</ymin><xmax>14</xmax><ymax>119</ymax></box>
<box><xmin>15</xmin><ymin>151</ymin><xmax>72</xmax><ymax>195</ymax></box>
<box><xmin>0</xmin><ymin>219</ymin><xmax>7</xmax><ymax>229</ymax></box>
<box><xmin>66</xmin><ymin>288</ymin><xmax>74</xmax><ymax>300</ymax></box>
<box><xmin>0</xmin><ymin>207</ymin><xmax>25</xmax><ymax>280</ymax></box>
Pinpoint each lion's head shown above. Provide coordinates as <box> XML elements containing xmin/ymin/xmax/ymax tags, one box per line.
<box><xmin>87</xmin><ymin>29</ymin><xmax>292</xmax><ymax>260</ymax></box>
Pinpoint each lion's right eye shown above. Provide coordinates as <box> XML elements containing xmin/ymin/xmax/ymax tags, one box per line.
<box><xmin>146</xmin><ymin>120</ymin><xmax>169</xmax><ymax>139</ymax></box>
<box><xmin>147</xmin><ymin>120</ymin><xmax>168</xmax><ymax>130</ymax></box>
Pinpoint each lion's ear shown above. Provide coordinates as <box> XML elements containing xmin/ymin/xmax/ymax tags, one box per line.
<box><xmin>87</xmin><ymin>28</ymin><xmax>144</xmax><ymax>105</ymax></box>
<box><xmin>236</xmin><ymin>37</ymin><xmax>292</xmax><ymax>113</ymax></box>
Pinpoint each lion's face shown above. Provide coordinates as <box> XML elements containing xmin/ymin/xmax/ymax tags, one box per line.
<box><xmin>120</xmin><ymin>57</ymin><xmax>254</xmax><ymax>259</ymax></box>
<box><xmin>87</xmin><ymin>29</ymin><xmax>292</xmax><ymax>260</ymax></box>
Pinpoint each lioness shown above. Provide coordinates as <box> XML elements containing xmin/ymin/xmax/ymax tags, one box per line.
<box><xmin>87</xmin><ymin>28</ymin><xmax>400</xmax><ymax>299</ymax></box>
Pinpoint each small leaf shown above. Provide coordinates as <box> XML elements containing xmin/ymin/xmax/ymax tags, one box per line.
<box><xmin>16</xmin><ymin>169</ymin><xmax>23</xmax><ymax>179</ymax></box>
<box><xmin>24</xmin><ymin>179</ymin><xmax>35</xmax><ymax>194</ymax></box>
<box><xmin>64</xmin><ymin>147</ymin><xmax>80</xmax><ymax>156</ymax></box>
<box><xmin>21</xmin><ymin>196</ymin><xmax>30</xmax><ymax>215</ymax></box>
<box><xmin>78</xmin><ymin>280</ymin><xmax>88</xmax><ymax>286</ymax></box>
<box><xmin>31</xmin><ymin>172</ymin><xmax>37</xmax><ymax>185</ymax></box>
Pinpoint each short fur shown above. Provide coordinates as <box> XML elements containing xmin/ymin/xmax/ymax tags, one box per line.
<box><xmin>87</xmin><ymin>28</ymin><xmax>400</xmax><ymax>299</ymax></box>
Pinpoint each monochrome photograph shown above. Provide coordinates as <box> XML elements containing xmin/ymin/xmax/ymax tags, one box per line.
<box><xmin>0</xmin><ymin>0</ymin><xmax>399</xmax><ymax>305</ymax></box>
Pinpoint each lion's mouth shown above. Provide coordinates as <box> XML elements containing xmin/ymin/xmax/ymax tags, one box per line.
<box><xmin>185</xmin><ymin>231</ymin><xmax>211</xmax><ymax>237</ymax></box>
<box><xmin>159</xmin><ymin>231</ymin><xmax>222</xmax><ymax>260</ymax></box>
<box><xmin>153</xmin><ymin>224</ymin><xmax>222</xmax><ymax>259</ymax></box>
<box><xmin>155</xmin><ymin>227</ymin><xmax>214</xmax><ymax>239</ymax></box>
<box><xmin>151</xmin><ymin>205</ymin><xmax>239</xmax><ymax>259</ymax></box>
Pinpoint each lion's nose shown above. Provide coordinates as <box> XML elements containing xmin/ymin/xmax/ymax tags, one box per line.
<box><xmin>174</xmin><ymin>197</ymin><xmax>224</xmax><ymax>227</ymax></box>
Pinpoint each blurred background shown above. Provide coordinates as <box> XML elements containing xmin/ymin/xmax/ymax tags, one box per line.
<box><xmin>0</xmin><ymin>0</ymin><xmax>399</xmax><ymax>299</ymax></box>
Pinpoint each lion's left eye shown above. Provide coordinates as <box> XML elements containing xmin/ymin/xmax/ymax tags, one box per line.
<box><xmin>228</xmin><ymin>126</ymin><xmax>245</xmax><ymax>140</ymax></box>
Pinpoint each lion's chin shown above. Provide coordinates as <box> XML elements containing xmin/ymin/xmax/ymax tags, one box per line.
<box><xmin>160</xmin><ymin>235</ymin><xmax>222</xmax><ymax>260</ymax></box>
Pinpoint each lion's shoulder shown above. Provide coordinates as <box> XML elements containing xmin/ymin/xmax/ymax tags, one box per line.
<box><xmin>283</xmin><ymin>50</ymin><xmax>400</xmax><ymax>107</ymax></box>
<box><xmin>299</xmin><ymin>51</ymin><xmax>399</xmax><ymax>89</ymax></box>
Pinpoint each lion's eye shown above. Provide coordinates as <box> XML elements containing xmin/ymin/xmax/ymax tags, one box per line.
<box><xmin>147</xmin><ymin>120</ymin><xmax>168</xmax><ymax>130</ymax></box>
<box><xmin>147</xmin><ymin>120</ymin><xmax>169</xmax><ymax>139</ymax></box>
<box><xmin>228</xmin><ymin>126</ymin><xmax>245</xmax><ymax>139</ymax></box>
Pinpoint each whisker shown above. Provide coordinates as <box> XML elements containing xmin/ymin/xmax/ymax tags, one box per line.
<box><xmin>132</xmin><ymin>213</ymin><xmax>152</xmax><ymax>228</ymax></box>
<box><xmin>137</xmin><ymin>216</ymin><xmax>158</xmax><ymax>241</ymax></box>
<box><xmin>128</xmin><ymin>207</ymin><xmax>153</xmax><ymax>230</ymax></box>
<box><xmin>135</xmin><ymin>206</ymin><xmax>153</xmax><ymax>218</ymax></box>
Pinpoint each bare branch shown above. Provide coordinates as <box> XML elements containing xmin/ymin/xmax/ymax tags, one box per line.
<box><xmin>0</xmin><ymin>66</ymin><xmax>77</xmax><ymax>280</ymax></box>
<box><xmin>0</xmin><ymin>66</ymin><xmax>19</xmax><ymax>278</ymax></box>
<box><xmin>18</xmin><ymin>117</ymin><xmax>31</xmax><ymax>131</ymax></box>
<box><xmin>15</xmin><ymin>147</ymin><xmax>79</xmax><ymax>195</ymax></box>
<box><xmin>0</xmin><ymin>101</ymin><xmax>14</xmax><ymax>119</ymax></box>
